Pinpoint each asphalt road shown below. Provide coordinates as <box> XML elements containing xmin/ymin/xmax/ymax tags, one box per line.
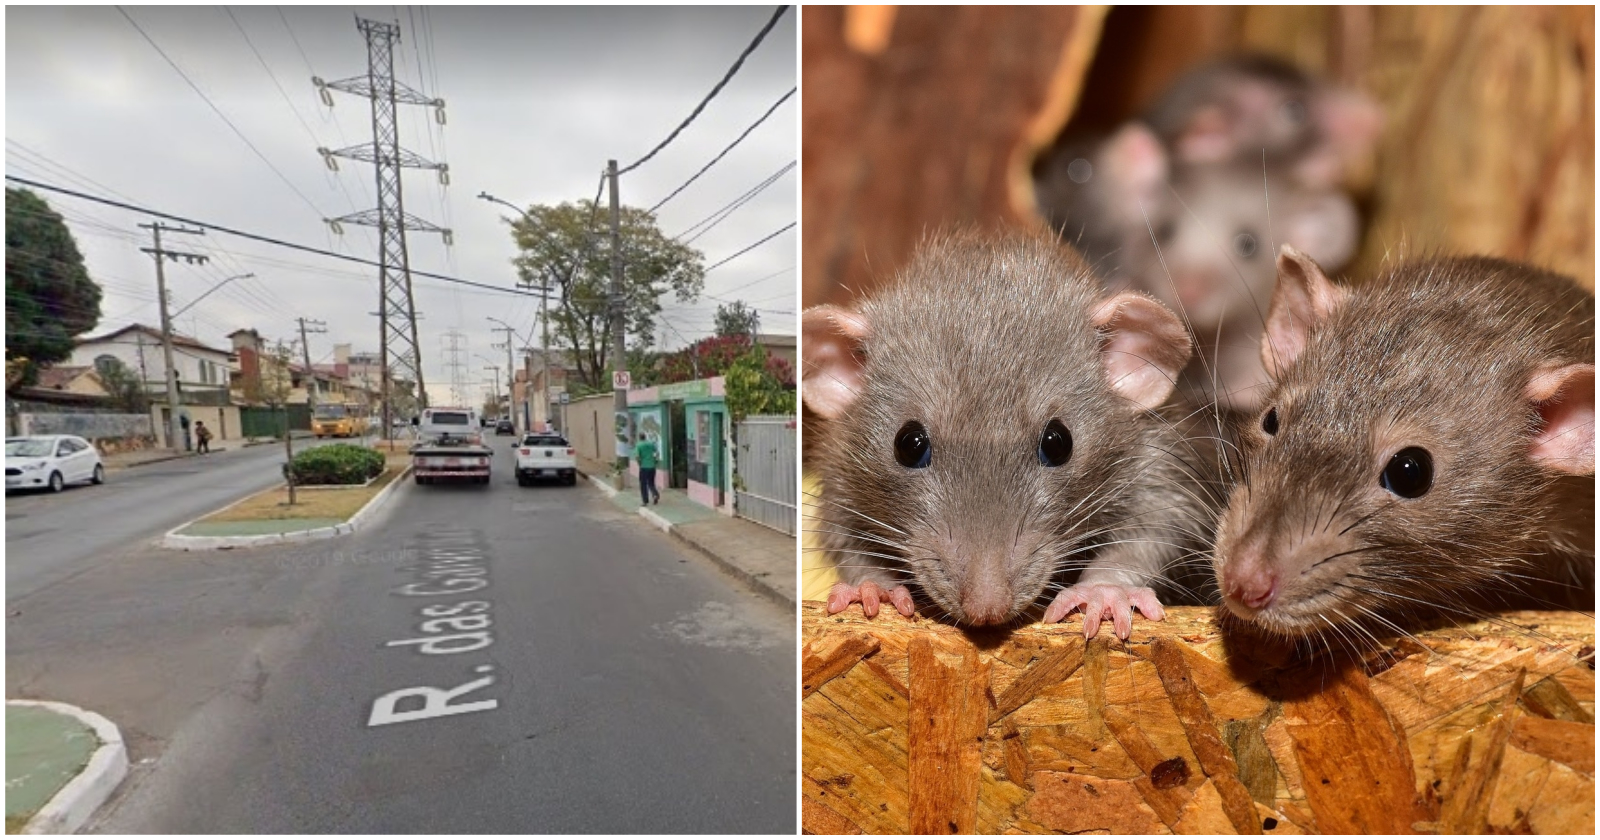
<box><xmin>6</xmin><ymin>439</ymin><xmax>795</xmax><ymax>833</ymax></box>
<box><xmin>5</xmin><ymin>439</ymin><xmax>340</xmax><ymax>603</ymax></box>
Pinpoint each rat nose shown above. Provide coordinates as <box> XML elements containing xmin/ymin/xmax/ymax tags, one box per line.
<box><xmin>1222</xmin><ymin>551</ymin><xmax>1279</xmax><ymax>612</ymax></box>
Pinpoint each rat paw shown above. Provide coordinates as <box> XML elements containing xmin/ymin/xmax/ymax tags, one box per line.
<box><xmin>1044</xmin><ymin>584</ymin><xmax>1165</xmax><ymax>640</ymax></box>
<box><xmin>827</xmin><ymin>581</ymin><xmax>915</xmax><ymax>619</ymax></box>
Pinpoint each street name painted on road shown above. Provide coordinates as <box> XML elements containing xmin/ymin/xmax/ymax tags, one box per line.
<box><xmin>368</xmin><ymin>530</ymin><xmax>502</xmax><ymax>727</ymax></box>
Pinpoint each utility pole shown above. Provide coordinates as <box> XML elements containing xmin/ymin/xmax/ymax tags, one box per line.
<box><xmin>608</xmin><ymin>159</ymin><xmax>629</xmax><ymax>484</ymax></box>
<box><xmin>296</xmin><ymin>317</ymin><xmax>327</xmax><ymax>408</ymax></box>
<box><xmin>315</xmin><ymin>16</ymin><xmax>449</xmax><ymax>441</ymax></box>
<box><xmin>140</xmin><ymin>221</ymin><xmax>208</xmax><ymax>452</ymax></box>
<box><xmin>487</xmin><ymin>324</ymin><xmax>515</xmax><ymax>429</ymax></box>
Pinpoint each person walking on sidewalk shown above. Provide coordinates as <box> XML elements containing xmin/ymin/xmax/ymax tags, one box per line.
<box><xmin>635</xmin><ymin>433</ymin><xmax>662</xmax><ymax>506</ymax></box>
<box><xmin>194</xmin><ymin>420</ymin><xmax>213</xmax><ymax>454</ymax></box>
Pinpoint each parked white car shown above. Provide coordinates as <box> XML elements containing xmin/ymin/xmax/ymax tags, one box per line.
<box><xmin>5</xmin><ymin>435</ymin><xmax>105</xmax><ymax>493</ymax></box>
<box><xmin>515</xmin><ymin>433</ymin><xmax>577</xmax><ymax>486</ymax></box>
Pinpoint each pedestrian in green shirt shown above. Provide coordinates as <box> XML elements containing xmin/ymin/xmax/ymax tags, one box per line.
<box><xmin>635</xmin><ymin>435</ymin><xmax>661</xmax><ymax>505</ymax></box>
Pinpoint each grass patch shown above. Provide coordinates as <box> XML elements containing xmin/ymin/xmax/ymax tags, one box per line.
<box><xmin>200</xmin><ymin>450</ymin><xmax>410</xmax><ymax>524</ymax></box>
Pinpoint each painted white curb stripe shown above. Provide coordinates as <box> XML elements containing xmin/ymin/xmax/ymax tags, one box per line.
<box><xmin>638</xmin><ymin>506</ymin><xmax>672</xmax><ymax>532</ymax></box>
<box><xmin>586</xmin><ymin>474</ymin><xmax>619</xmax><ymax>499</ymax></box>
<box><xmin>8</xmin><ymin>700</ymin><xmax>128</xmax><ymax>836</ymax></box>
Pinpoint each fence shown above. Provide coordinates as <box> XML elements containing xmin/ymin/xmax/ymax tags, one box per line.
<box><xmin>734</xmin><ymin>416</ymin><xmax>797</xmax><ymax>535</ymax></box>
<box><xmin>238</xmin><ymin>405</ymin><xmax>312</xmax><ymax>439</ymax></box>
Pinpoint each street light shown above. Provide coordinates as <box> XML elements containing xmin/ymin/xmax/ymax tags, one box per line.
<box><xmin>171</xmin><ymin>273</ymin><xmax>255</xmax><ymax>319</ymax></box>
<box><xmin>480</xmin><ymin>192</ymin><xmax>560</xmax><ymax>434</ymax></box>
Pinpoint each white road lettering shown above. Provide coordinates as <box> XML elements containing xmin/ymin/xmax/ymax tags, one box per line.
<box><xmin>367</xmin><ymin>672</ymin><xmax>498</xmax><ymax>727</ymax></box>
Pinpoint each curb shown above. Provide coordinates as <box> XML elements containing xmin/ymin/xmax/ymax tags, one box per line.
<box><xmin>160</xmin><ymin>465</ymin><xmax>413</xmax><ymax>550</ymax></box>
<box><xmin>578</xmin><ymin>468</ymin><xmax>794</xmax><ymax>611</ymax></box>
<box><xmin>7</xmin><ymin>700</ymin><xmax>128</xmax><ymax>835</ymax></box>
<box><xmin>660</xmin><ymin>519</ymin><xmax>797</xmax><ymax>612</ymax></box>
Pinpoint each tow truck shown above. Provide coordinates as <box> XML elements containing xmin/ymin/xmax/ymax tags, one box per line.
<box><xmin>411</xmin><ymin>407</ymin><xmax>493</xmax><ymax>485</ymax></box>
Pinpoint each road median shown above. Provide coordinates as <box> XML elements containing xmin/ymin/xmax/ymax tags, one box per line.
<box><xmin>162</xmin><ymin>448</ymin><xmax>412</xmax><ymax>551</ymax></box>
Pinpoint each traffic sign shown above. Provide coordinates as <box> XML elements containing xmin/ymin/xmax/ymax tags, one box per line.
<box><xmin>613</xmin><ymin>370</ymin><xmax>631</xmax><ymax>390</ymax></box>
<box><xmin>559</xmin><ymin>392</ymin><xmax>570</xmax><ymax>405</ymax></box>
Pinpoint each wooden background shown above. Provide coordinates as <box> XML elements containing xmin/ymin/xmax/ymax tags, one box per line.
<box><xmin>801</xmin><ymin>5</ymin><xmax>1595</xmax><ymax>310</ymax></box>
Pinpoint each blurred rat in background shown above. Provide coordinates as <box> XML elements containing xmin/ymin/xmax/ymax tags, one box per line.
<box><xmin>1035</xmin><ymin>54</ymin><xmax>1382</xmax><ymax>411</ymax></box>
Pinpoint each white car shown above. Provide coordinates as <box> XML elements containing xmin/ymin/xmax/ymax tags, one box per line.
<box><xmin>5</xmin><ymin>435</ymin><xmax>105</xmax><ymax>493</ymax></box>
<box><xmin>515</xmin><ymin>433</ymin><xmax>577</xmax><ymax>486</ymax></box>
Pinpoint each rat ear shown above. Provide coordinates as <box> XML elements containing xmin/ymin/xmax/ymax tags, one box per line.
<box><xmin>1526</xmin><ymin>363</ymin><xmax>1595</xmax><ymax>475</ymax></box>
<box><xmin>1092</xmin><ymin>292</ymin><xmax>1192</xmax><ymax>411</ymax></box>
<box><xmin>1282</xmin><ymin>192</ymin><xmax>1360</xmax><ymax>271</ymax></box>
<box><xmin>1261</xmin><ymin>245</ymin><xmax>1350</xmax><ymax>379</ymax></box>
<box><xmin>802</xmin><ymin>305</ymin><xmax>871</xmax><ymax>420</ymax></box>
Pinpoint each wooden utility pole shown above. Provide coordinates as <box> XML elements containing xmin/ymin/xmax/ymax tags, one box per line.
<box><xmin>139</xmin><ymin>221</ymin><xmax>207</xmax><ymax>452</ymax></box>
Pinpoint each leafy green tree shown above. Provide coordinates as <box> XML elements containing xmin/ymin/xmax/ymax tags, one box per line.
<box><xmin>714</xmin><ymin>300</ymin><xmax>761</xmax><ymax>338</ymax></box>
<box><xmin>96</xmin><ymin>357</ymin><xmax>150</xmax><ymax>413</ymax></box>
<box><xmin>506</xmin><ymin>200</ymin><xmax>704</xmax><ymax>392</ymax></box>
<box><xmin>5</xmin><ymin>188</ymin><xmax>102</xmax><ymax>386</ymax></box>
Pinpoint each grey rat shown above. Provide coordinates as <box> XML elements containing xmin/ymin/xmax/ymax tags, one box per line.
<box><xmin>1142</xmin><ymin>54</ymin><xmax>1382</xmax><ymax>188</ymax></box>
<box><xmin>1040</xmin><ymin>125</ymin><xmax>1361</xmax><ymax>412</ymax></box>
<box><xmin>1035</xmin><ymin>53</ymin><xmax>1379</xmax><ymax>272</ymax></box>
<box><xmin>1214</xmin><ymin>246</ymin><xmax>1595</xmax><ymax>642</ymax></box>
<box><xmin>803</xmin><ymin>229</ymin><xmax>1218</xmax><ymax>638</ymax></box>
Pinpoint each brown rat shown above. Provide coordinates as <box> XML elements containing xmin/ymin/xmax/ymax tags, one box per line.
<box><xmin>803</xmin><ymin>229</ymin><xmax>1220</xmax><ymax>638</ymax></box>
<box><xmin>1214</xmin><ymin>246</ymin><xmax>1595</xmax><ymax>644</ymax></box>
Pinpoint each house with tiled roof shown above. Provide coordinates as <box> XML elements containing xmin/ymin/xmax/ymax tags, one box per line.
<box><xmin>68</xmin><ymin>324</ymin><xmax>235</xmax><ymax>406</ymax></box>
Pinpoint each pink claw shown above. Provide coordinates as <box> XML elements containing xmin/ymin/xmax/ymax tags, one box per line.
<box><xmin>1044</xmin><ymin>584</ymin><xmax>1166</xmax><ymax>640</ymax></box>
<box><xmin>827</xmin><ymin>581</ymin><xmax>916</xmax><ymax>618</ymax></box>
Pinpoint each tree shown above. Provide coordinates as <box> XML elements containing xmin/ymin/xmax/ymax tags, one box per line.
<box><xmin>5</xmin><ymin>188</ymin><xmax>103</xmax><ymax>386</ymax></box>
<box><xmin>714</xmin><ymin>300</ymin><xmax>761</xmax><ymax>338</ymax></box>
<box><xmin>506</xmin><ymin>200</ymin><xmax>705</xmax><ymax>392</ymax></box>
<box><xmin>96</xmin><ymin>357</ymin><xmax>150</xmax><ymax>414</ymax></box>
<box><xmin>481</xmin><ymin>394</ymin><xmax>499</xmax><ymax>419</ymax></box>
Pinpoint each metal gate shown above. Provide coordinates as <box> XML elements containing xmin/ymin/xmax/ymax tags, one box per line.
<box><xmin>734</xmin><ymin>415</ymin><xmax>796</xmax><ymax>535</ymax></box>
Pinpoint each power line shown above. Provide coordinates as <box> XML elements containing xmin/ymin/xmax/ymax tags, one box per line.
<box><xmin>5</xmin><ymin>175</ymin><xmax>545</xmax><ymax>299</ymax></box>
<box><xmin>115</xmin><ymin>6</ymin><xmax>327</xmax><ymax>220</ymax></box>
<box><xmin>703</xmin><ymin>221</ymin><xmax>795</xmax><ymax>273</ymax></box>
<box><xmin>618</xmin><ymin>5</ymin><xmax>790</xmax><ymax>175</ymax></box>
<box><xmin>647</xmin><ymin>87</ymin><xmax>796</xmax><ymax>214</ymax></box>
<box><xmin>673</xmin><ymin>160</ymin><xmax>795</xmax><ymax>243</ymax></box>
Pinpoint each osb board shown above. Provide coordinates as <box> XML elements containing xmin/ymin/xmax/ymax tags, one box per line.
<box><xmin>801</xmin><ymin>603</ymin><xmax>1595</xmax><ymax>835</ymax></box>
<box><xmin>801</xmin><ymin>5</ymin><xmax>1107</xmax><ymax>309</ymax></box>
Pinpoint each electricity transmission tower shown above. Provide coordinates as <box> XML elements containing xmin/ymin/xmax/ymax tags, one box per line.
<box><xmin>314</xmin><ymin>16</ymin><xmax>450</xmax><ymax>433</ymax></box>
<box><xmin>440</xmin><ymin>331</ymin><xmax>469</xmax><ymax>406</ymax></box>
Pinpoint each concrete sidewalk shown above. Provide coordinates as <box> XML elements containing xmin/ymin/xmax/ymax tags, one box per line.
<box><xmin>6</xmin><ymin>701</ymin><xmax>127</xmax><ymax>834</ymax></box>
<box><xmin>581</xmin><ymin>466</ymin><xmax>796</xmax><ymax>610</ymax></box>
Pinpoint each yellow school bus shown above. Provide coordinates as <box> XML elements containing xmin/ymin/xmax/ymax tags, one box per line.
<box><xmin>312</xmin><ymin>404</ymin><xmax>370</xmax><ymax>438</ymax></box>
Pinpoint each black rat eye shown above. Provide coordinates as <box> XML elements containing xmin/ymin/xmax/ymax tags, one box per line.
<box><xmin>1037</xmin><ymin>419</ymin><xmax>1073</xmax><ymax>467</ymax></box>
<box><xmin>1155</xmin><ymin>220</ymin><xmax>1176</xmax><ymax>245</ymax></box>
<box><xmin>1380</xmin><ymin>447</ymin><xmax>1433</xmax><ymax>498</ymax></box>
<box><xmin>894</xmin><ymin>421</ymin><xmax>932</xmax><ymax>469</ymax></box>
<box><xmin>1261</xmin><ymin>407</ymin><xmax>1279</xmax><ymax>435</ymax></box>
<box><xmin>1234</xmin><ymin>231</ymin><xmax>1259</xmax><ymax>259</ymax></box>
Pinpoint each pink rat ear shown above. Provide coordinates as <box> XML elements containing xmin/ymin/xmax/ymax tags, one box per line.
<box><xmin>1261</xmin><ymin>245</ymin><xmax>1351</xmax><ymax>379</ymax></box>
<box><xmin>801</xmin><ymin>305</ymin><xmax>872</xmax><ymax>420</ymax></box>
<box><xmin>1091</xmin><ymin>292</ymin><xmax>1192</xmax><ymax>411</ymax></box>
<box><xmin>1100</xmin><ymin>122</ymin><xmax>1169</xmax><ymax>217</ymax></box>
<box><xmin>1526</xmin><ymin>363</ymin><xmax>1595</xmax><ymax>475</ymax></box>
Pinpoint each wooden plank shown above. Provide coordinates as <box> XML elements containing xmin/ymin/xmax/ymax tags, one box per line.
<box><xmin>802</xmin><ymin>633</ymin><xmax>881</xmax><ymax>698</ymax></box>
<box><xmin>1151</xmin><ymin>637</ymin><xmax>1263</xmax><ymax>834</ymax></box>
<box><xmin>907</xmin><ymin>636</ymin><xmax>989</xmax><ymax>834</ymax></box>
<box><xmin>801</xmin><ymin>603</ymin><xmax>1593</xmax><ymax>835</ymax></box>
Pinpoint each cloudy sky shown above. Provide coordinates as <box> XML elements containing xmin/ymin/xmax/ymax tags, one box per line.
<box><xmin>6</xmin><ymin>5</ymin><xmax>797</xmax><ymax>405</ymax></box>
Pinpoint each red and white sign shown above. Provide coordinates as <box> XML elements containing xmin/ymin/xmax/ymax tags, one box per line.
<box><xmin>612</xmin><ymin>370</ymin><xmax>631</xmax><ymax>390</ymax></box>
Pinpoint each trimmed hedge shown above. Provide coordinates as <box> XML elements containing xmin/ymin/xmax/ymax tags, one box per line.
<box><xmin>289</xmin><ymin>444</ymin><xmax>385</xmax><ymax>485</ymax></box>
